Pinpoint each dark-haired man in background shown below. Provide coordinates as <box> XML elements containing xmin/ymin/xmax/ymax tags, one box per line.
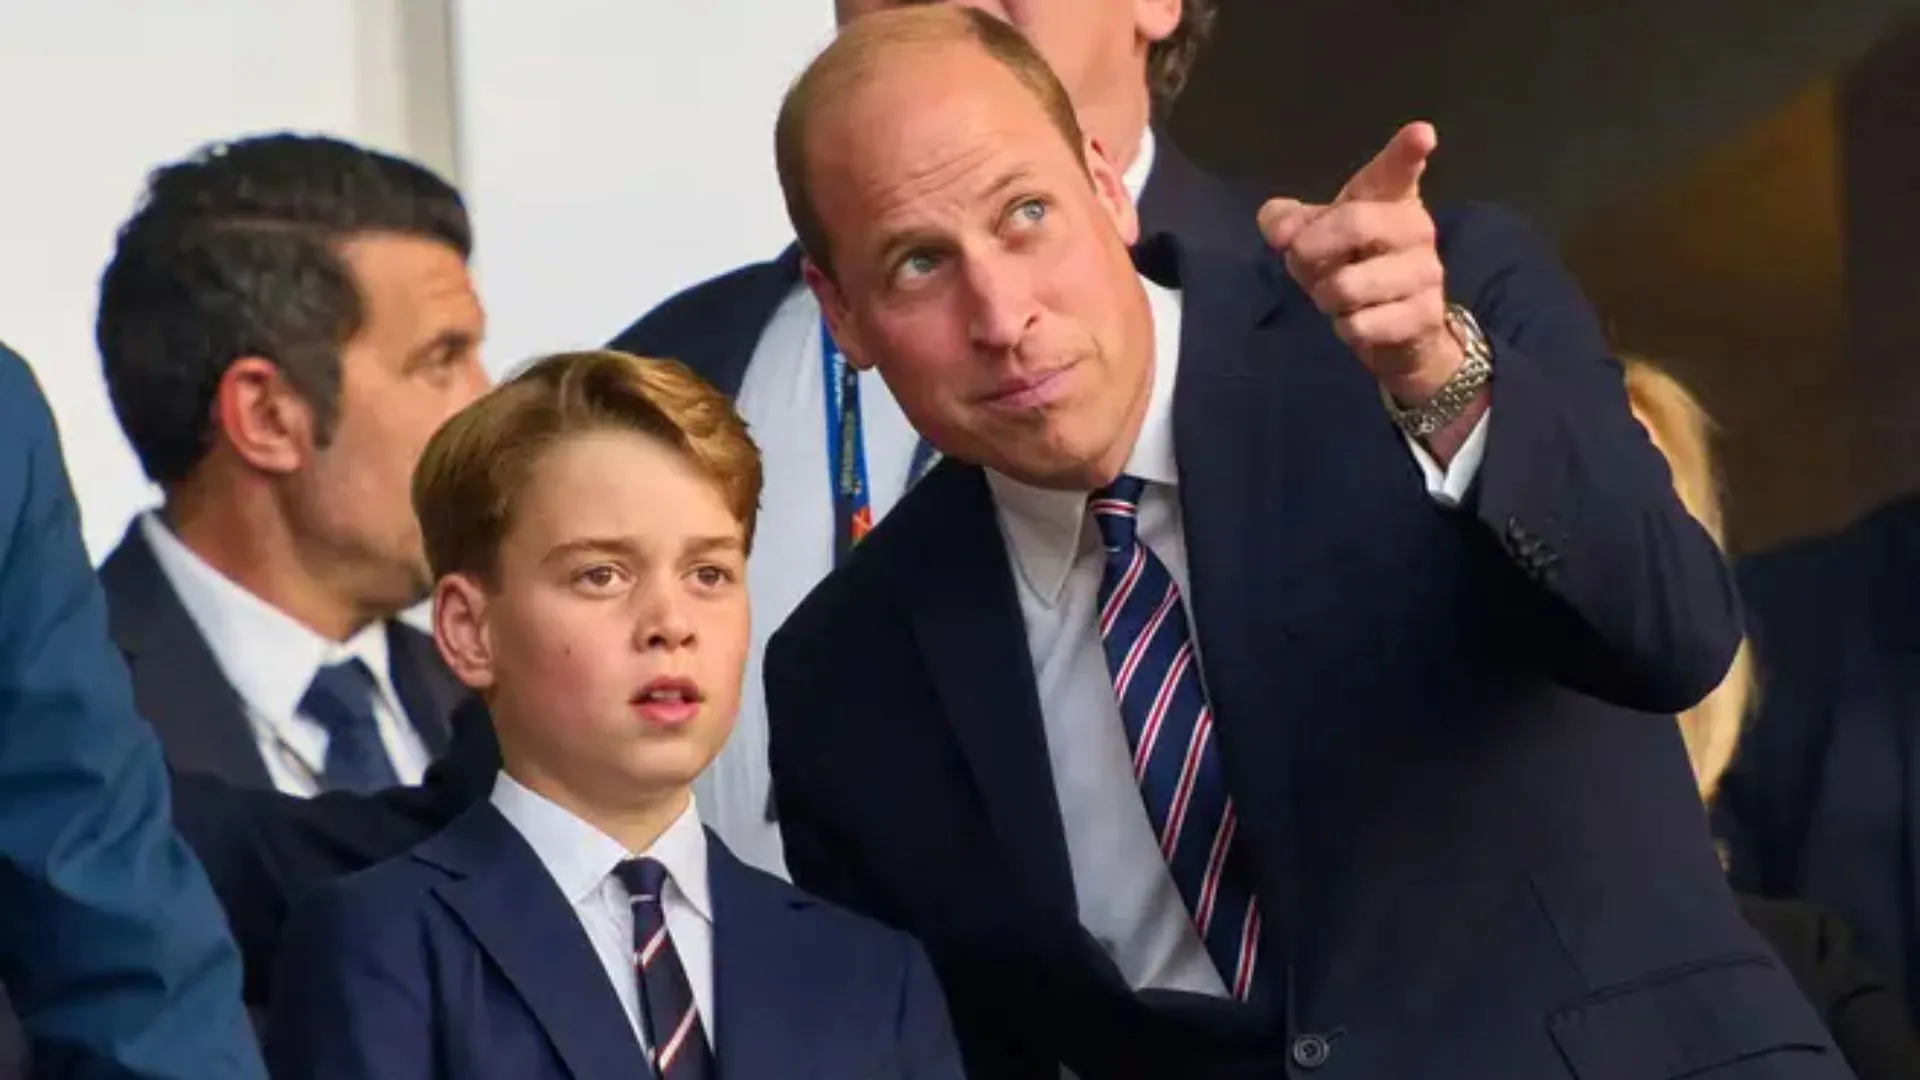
<box><xmin>95</xmin><ymin>134</ymin><xmax>487</xmax><ymax>797</ymax></box>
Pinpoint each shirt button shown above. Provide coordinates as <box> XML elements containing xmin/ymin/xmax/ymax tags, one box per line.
<box><xmin>1290</xmin><ymin>1033</ymin><xmax>1331</xmax><ymax>1070</ymax></box>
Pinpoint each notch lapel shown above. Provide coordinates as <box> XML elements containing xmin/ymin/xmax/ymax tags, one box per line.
<box><xmin>97</xmin><ymin>521</ymin><xmax>272</xmax><ymax>787</ymax></box>
<box><xmin>1160</xmin><ymin>239</ymin><xmax>1306</xmax><ymax>949</ymax></box>
<box><xmin>422</xmin><ymin>805</ymin><xmax>653</xmax><ymax>1079</ymax></box>
<box><xmin>708</xmin><ymin>834</ymin><xmax>820</xmax><ymax>1078</ymax></box>
<box><xmin>901</xmin><ymin>464</ymin><xmax>1080</xmax><ymax>918</ymax></box>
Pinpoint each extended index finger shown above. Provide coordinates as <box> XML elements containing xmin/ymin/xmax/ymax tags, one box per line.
<box><xmin>1337</xmin><ymin>121</ymin><xmax>1438</xmax><ymax>204</ymax></box>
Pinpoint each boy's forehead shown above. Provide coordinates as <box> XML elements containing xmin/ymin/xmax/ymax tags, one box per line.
<box><xmin>499</xmin><ymin>432</ymin><xmax>744</xmax><ymax>555</ymax></box>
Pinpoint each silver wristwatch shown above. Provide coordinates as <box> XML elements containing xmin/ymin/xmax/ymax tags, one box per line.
<box><xmin>1386</xmin><ymin>303</ymin><xmax>1493</xmax><ymax>439</ymax></box>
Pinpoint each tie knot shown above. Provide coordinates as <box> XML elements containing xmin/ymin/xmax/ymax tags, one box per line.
<box><xmin>1090</xmin><ymin>475</ymin><xmax>1147</xmax><ymax>552</ymax></box>
<box><xmin>614</xmin><ymin>857</ymin><xmax>670</xmax><ymax>905</ymax></box>
<box><xmin>301</xmin><ymin>659</ymin><xmax>377</xmax><ymax>735</ymax></box>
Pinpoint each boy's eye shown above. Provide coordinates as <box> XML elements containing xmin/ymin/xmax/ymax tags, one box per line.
<box><xmin>691</xmin><ymin>565</ymin><xmax>734</xmax><ymax>588</ymax></box>
<box><xmin>576</xmin><ymin>565</ymin><xmax>621</xmax><ymax>589</ymax></box>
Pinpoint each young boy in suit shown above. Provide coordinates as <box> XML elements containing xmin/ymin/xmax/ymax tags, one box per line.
<box><xmin>264</xmin><ymin>350</ymin><xmax>963</xmax><ymax>1080</ymax></box>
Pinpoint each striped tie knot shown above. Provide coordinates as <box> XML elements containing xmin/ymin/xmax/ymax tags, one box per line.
<box><xmin>1090</xmin><ymin>474</ymin><xmax>1148</xmax><ymax>553</ymax></box>
<box><xmin>614</xmin><ymin>856</ymin><xmax>669</xmax><ymax>906</ymax></box>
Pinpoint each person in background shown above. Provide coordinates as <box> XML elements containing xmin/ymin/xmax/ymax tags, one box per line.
<box><xmin>264</xmin><ymin>350</ymin><xmax>962</xmax><ymax>1080</ymax></box>
<box><xmin>1715</xmin><ymin>487</ymin><xmax>1920</xmax><ymax>1018</ymax></box>
<box><xmin>1626</xmin><ymin>357</ymin><xmax>1920</xmax><ymax>1080</ymax></box>
<box><xmin>602</xmin><ymin>0</ymin><xmax>1257</xmax><ymax>875</ymax></box>
<box><xmin>0</xmin><ymin>340</ymin><xmax>265</xmax><ymax>1079</ymax></box>
<box><xmin>94</xmin><ymin>134</ymin><xmax>488</xmax><ymax>796</ymax></box>
<box><xmin>755</xmin><ymin>7</ymin><xmax>1840</xmax><ymax>1076</ymax></box>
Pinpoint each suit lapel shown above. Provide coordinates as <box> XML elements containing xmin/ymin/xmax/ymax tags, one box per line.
<box><xmin>422</xmin><ymin>804</ymin><xmax>653</xmax><ymax>1079</ymax></box>
<box><xmin>901</xmin><ymin>464</ymin><xmax>1081</xmax><ymax>919</ymax></box>
<box><xmin>708</xmin><ymin>833</ymin><xmax>822</xmax><ymax>1078</ymax></box>
<box><xmin>1135</xmin><ymin>131</ymin><xmax>1268</xmax><ymax>261</ymax></box>
<box><xmin>97</xmin><ymin>521</ymin><xmax>271</xmax><ymax>787</ymax></box>
<box><xmin>386</xmin><ymin>622</ymin><xmax>461</xmax><ymax>755</ymax></box>
<box><xmin>1160</xmin><ymin>239</ymin><xmax>1309</xmax><ymax>946</ymax></box>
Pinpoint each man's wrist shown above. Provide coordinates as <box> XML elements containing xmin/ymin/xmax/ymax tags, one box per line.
<box><xmin>1384</xmin><ymin>304</ymin><xmax>1494</xmax><ymax>440</ymax></box>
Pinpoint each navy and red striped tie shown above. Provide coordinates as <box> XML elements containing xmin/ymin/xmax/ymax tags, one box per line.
<box><xmin>1090</xmin><ymin>475</ymin><xmax>1265</xmax><ymax>1000</ymax></box>
<box><xmin>613</xmin><ymin>858</ymin><xmax>713</xmax><ymax>1079</ymax></box>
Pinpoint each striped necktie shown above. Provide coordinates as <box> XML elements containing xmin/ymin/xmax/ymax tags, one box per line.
<box><xmin>1090</xmin><ymin>475</ymin><xmax>1265</xmax><ymax>1000</ymax></box>
<box><xmin>613</xmin><ymin>858</ymin><xmax>713</xmax><ymax>1079</ymax></box>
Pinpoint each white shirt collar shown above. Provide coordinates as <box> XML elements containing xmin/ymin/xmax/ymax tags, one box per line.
<box><xmin>985</xmin><ymin>275</ymin><xmax>1183</xmax><ymax>608</ymax></box>
<box><xmin>1123</xmin><ymin>126</ymin><xmax>1157</xmax><ymax>203</ymax></box>
<box><xmin>489</xmin><ymin>772</ymin><xmax>713</xmax><ymax>923</ymax></box>
<box><xmin>138</xmin><ymin>511</ymin><xmax>399</xmax><ymax>765</ymax></box>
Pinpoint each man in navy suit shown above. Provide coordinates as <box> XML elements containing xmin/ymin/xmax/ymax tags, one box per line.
<box><xmin>606</xmin><ymin>0</ymin><xmax>1258</xmax><ymax>875</ymax></box>
<box><xmin>95</xmin><ymin>134</ymin><xmax>484</xmax><ymax>796</ymax></box>
<box><xmin>757</xmin><ymin>8</ymin><xmax>1851</xmax><ymax>1077</ymax></box>
<box><xmin>1716</xmin><ymin>491</ymin><xmax>1920</xmax><ymax>1024</ymax></box>
<box><xmin>0</xmin><ymin>341</ymin><xmax>264</xmax><ymax>1078</ymax></box>
<box><xmin>265</xmin><ymin>350</ymin><xmax>960</xmax><ymax>1080</ymax></box>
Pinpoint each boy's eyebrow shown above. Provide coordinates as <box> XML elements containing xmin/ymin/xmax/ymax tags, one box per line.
<box><xmin>540</xmin><ymin>536</ymin><xmax>638</xmax><ymax>566</ymax></box>
<box><xmin>541</xmin><ymin>534</ymin><xmax>745</xmax><ymax>565</ymax></box>
<box><xmin>685</xmin><ymin>535</ymin><xmax>746</xmax><ymax>556</ymax></box>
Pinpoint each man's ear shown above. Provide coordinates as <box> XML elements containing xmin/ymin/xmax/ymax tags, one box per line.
<box><xmin>1136</xmin><ymin>0</ymin><xmax>1182</xmax><ymax>44</ymax></box>
<box><xmin>432</xmin><ymin>573</ymin><xmax>496</xmax><ymax>693</ymax></box>
<box><xmin>802</xmin><ymin>257</ymin><xmax>876</xmax><ymax>372</ymax></box>
<box><xmin>213</xmin><ymin>357</ymin><xmax>313</xmax><ymax>475</ymax></box>
<box><xmin>1084</xmin><ymin>137</ymin><xmax>1141</xmax><ymax>247</ymax></box>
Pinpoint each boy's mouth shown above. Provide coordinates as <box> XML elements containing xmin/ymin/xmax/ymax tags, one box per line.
<box><xmin>631</xmin><ymin>677</ymin><xmax>704</xmax><ymax>727</ymax></box>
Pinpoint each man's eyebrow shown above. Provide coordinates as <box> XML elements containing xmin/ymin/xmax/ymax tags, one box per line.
<box><xmin>874</xmin><ymin>166</ymin><xmax>1041</xmax><ymax>269</ymax></box>
<box><xmin>403</xmin><ymin>328</ymin><xmax>479</xmax><ymax>370</ymax></box>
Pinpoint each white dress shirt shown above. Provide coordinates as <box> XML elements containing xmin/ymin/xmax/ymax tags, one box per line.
<box><xmin>706</xmin><ymin>130</ymin><xmax>1167</xmax><ymax>878</ymax></box>
<box><xmin>489</xmin><ymin>774</ymin><xmax>715</xmax><ymax>1054</ymax></box>
<box><xmin>138</xmin><ymin>511</ymin><xmax>428</xmax><ymax>795</ymax></box>
<box><xmin>985</xmin><ymin>278</ymin><xmax>1489</xmax><ymax>997</ymax></box>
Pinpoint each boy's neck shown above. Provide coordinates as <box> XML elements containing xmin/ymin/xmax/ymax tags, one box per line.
<box><xmin>504</xmin><ymin>762</ymin><xmax>693</xmax><ymax>856</ymax></box>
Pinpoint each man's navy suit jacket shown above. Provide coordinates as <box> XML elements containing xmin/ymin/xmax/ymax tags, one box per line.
<box><xmin>758</xmin><ymin>221</ymin><xmax>1853</xmax><ymax>1078</ymax></box>
<box><xmin>1718</xmin><ymin>493</ymin><xmax>1920</xmax><ymax>1027</ymax></box>
<box><xmin>170</xmin><ymin>131</ymin><xmax>1271</xmax><ymax>1004</ymax></box>
<box><xmin>0</xmin><ymin>343</ymin><xmax>263</xmax><ymax>1079</ymax></box>
<box><xmin>98</xmin><ymin>519</ymin><xmax>462</xmax><ymax>789</ymax></box>
<box><xmin>263</xmin><ymin>802</ymin><xmax>963</xmax><ymax>1080</ymax></box>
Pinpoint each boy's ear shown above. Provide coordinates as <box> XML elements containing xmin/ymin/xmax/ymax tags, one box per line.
<box><xmin>432</xmin><ymin>574</ymin><xmax>496</xmax><ymax>692</ymax></box>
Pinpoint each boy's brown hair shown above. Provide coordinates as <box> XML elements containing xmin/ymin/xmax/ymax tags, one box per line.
<box><xmin>412</xmin><ymin>350</ymin><xmax>761</xmax><ymax>584</ymax></box>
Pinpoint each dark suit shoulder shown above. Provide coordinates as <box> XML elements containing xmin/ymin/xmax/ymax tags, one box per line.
<box><xmin>606</xmin><ymin>249</ymin><xmax>799</xmax><ymax>358</ymax></box>
<box><xmin>768</xmin><ymin>466</ymin><xmax>952</xmax><ymax>657</ymax></box>
<box><xmin>1738</xmin><ymin>492</ymin><xmax>1920</xmax><ymax>612</ymax></box>
<box><xmin>1737</xmin><ymin>894</ymin><xmax>1920</xmax><ymax>1080</ymax></box>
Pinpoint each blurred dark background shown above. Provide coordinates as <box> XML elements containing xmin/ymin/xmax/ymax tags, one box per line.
<box><xmin>1170</xmin><ymin>0</ymin><xmax>1920</xmax><ymax>552</ymax></box>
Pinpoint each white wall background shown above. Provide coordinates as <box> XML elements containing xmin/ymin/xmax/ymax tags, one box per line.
<box><xmin>450</xmin><ymin>0</ymin><xmax>834</xmax><ymax>370</ymax></box>
<box><xmin>0</xmin><ymin>0</ymin><xmax>828</xmax><ymax>561</ymax></box>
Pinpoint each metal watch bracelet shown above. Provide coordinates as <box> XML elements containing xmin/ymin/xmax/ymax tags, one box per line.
<box><xmin>1387</xmin><ymin>303</ymin><xmax>1493</xmax><ymax>440</ymax></box>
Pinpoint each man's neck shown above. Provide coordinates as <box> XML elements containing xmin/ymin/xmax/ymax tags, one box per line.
<box><xmin>163</xmin><ymin>483</ymin><xmax>368</xmax><ymax>643</ymax></box>
<box><xmin>1076</xmin><ymin>86</ymin><xmax>1151</xmax><ymax>178</ymax></box>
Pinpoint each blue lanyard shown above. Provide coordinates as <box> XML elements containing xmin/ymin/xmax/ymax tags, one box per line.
<box><xmin>821</xmin><ymin>319</ymin><xmax>939</xmax><ymax>565</ymax></box>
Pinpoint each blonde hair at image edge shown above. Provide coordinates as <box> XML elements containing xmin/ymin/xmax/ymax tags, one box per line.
<box><xmin>1622</xmin><ymin>357</ymin><xmax>1754</xmax><ymax>804</ymax></box>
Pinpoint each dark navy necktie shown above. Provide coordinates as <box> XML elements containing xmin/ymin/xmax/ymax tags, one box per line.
<box><xmin>301</xmin><ymin>659</ymin><xmax>398</xmax><ymax>794</ymax></box>
<box><xmin>613</xmin><ymin>858</ymin><xmax>713</xmax><ymax>1079</ymax></box>
<box><xmin>1090</xmin><ymin>475</ymin><xmax>1266</xmax><ymax>1000</ymax></box>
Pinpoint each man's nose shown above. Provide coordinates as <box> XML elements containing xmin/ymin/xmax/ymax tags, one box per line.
<box><xmin>965</xmin><ymin>254</ymin><xmax>1039</xmax><ymax>350</ymax></box>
